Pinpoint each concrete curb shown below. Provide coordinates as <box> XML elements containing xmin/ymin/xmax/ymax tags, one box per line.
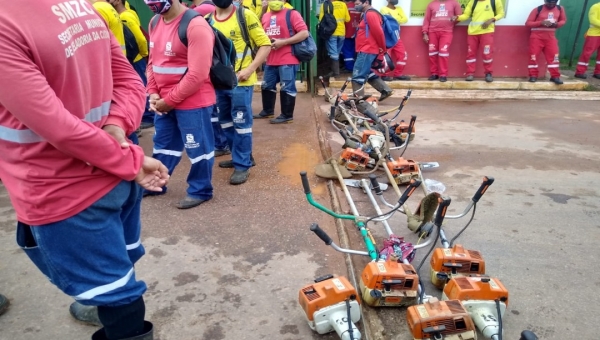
<box><xmin>253</xmin><ymin>80</ymin><xmax>308</xmax><ymax>93</ymax></box>
<box><xmin>316</xmin><ymin>88</ymin><xmax>600</xmax><ymax>100</ymax></box>
<box><xmin>311</xmin><ymin>97</ymin><xmax>385</xmax><ymax>340</ymax></box>
<box><xmin>325</xmin><ymin>79</ymin><xmax>589</xmax><ymax>91</ymax></box>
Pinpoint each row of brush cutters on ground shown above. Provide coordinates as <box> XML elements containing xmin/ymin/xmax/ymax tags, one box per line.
<box><xmin>294</xmin><ymin>79</ymin><xmax>538</xmax><ymax>340</ymax></box>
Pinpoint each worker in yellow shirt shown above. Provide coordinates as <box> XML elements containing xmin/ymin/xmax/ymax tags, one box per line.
<box><xmin>110</xmin><ymin>0</ymin><xmax>155</xmax><ymax>129</ymax></box>
<box><xmin>242</xmin><ymin>0</ymin><xmax>263</xmax><ymax>19</ymax></box>
<box><xmin>452</xmin><ymin>0</ymin><xmax>505</xmax><ymax>82</ymax></box>
<box><xmin>575</xmin><ymin>2</ymin><xmax>600</xmax><ymax>79</ymax></box>
<box><xmin>320</xmin><ymin>0</ymin><xmax>350</xmax><ymax>78</ymax></box>
<box><xmin>380</xmin><ymin>0</ymin><xmax>410</xmax><ymax>80</ymax></box>
<box><xmin>88</xmin><ymin>0</ymin><xmax>126</xmax><ymax>56</ymax></box>
<box><xmin>209</xmin><ymin>0</ymin><xmax>272</xmax><ymax>184</ymax></box>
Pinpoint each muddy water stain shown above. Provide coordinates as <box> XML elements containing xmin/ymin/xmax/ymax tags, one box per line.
<box><xmin>541</xmin><ymin>193</ymin><xmax>578</xmax><ymax>204</ymax></box>
<box><xmin>277</xmin><ymin>143</ymin><xmax>325</xmax><ymax>195</ymax></box>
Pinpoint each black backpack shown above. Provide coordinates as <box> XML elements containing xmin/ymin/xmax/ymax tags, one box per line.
<box><xmin>207</xmin><ymin>6</ymin><xmax>255</xmax><ymax>71</ymax></box>
<box><xmin>317</xmin><ymin>1</ymin><xmax>337</xmax><ymax>39</ymax></box>
<box><xmin>122</xmin><ymin>23</ymin><xmax>140</xmax><ymax>64</ymax></box>
<box><xmin>534</xmin><ymin>4</ymin><xmax>562</xmax><ymax>20</ymax></box>
<box><xmin>150</xmin><ymin>10</ymin><xmax>237</xmax><ymax>90</ymax></box>
<box><xmin>472</xmin><ymin>0</ymin><xmax>496</xmax><ymax>16</ymax></box>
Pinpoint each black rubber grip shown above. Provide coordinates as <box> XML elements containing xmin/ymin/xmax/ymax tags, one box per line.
<box><xmin>310</xmin><ymin>223</ymin><xmax>332</xmax><ymax>245</ymax></box>
<box><xmin>369</xmin><ymin>174</ymin><xmax>382</xmax><ymax>195</ymax></box>
<box><xmin>318</xmin><ymin>76</ymin><xmax>327</xmax><ymax>90</ymax></box>
<box><xmin>397</xmin><ymin>179</ymin><xmax>422</xmax><ymax>205</ymax></box>
<box><xmin>340</xmin><ymin>77</ymin><xmax>351</xmax><ymax>92</ymax></box>
<box><xmin>362</xmin><ymin>108</ymin><xmax>381</xmax><ymax>125</ymax></box>
<box><xmin>434</xmin><ymin>196</ymin><xmax>451</xmax><ymax>227</ymax></box>
<box><xmin>329</xmin><ymin>105</ymin><xmax>336</xmax><ymax>121</ymax></box>
<box><xmin>300</xmin><ymin>171</ymin><xmax>311</xmax><ymax>194</ymax></box>
<box><xmin>339</xmin><ymin>129</ymin><xmax>349</xmax><ymax>140</ymax></box>
<box><xmin>407</xmin><ymin>115</ymin><xmax>417</xmax><ymax>135</ymax></box>
<box><xmin>472</xmin><ymin>176</ymin><xmax>494</xmax><ymax>202</ymax></box>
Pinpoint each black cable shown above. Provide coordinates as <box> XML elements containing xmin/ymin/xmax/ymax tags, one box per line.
<box><xmin>346</xmin><ymin>298</ymin><xmax>355</xmax><ymax>340</ymax></box>
<box><xmin>365</xmin><ymin>203</ymin><xmax>402</xmax><ymax>223</ymax></box>
<box><xmin>495</xmin><ymin>299</ymin><xmax>503</xmax><ymax>340</ymax></box>
<box><xmin>449</xmin><ymin>203</ymin><xmax>477</xmax><ymax>247</ymax></box>
<box><xmin>415</xmin><ymin>224</ymin><xmax>441</xmax><ymax>303</ymax></box>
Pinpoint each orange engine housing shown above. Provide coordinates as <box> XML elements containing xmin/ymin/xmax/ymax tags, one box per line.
<box><xmin>361</xmin><ymin>130</ymin><xmax>379</xmax><ymax>143</ymax></box>
<box><xmin>339</xmin><ymin>148</ymin><xmax>370</xmax><ymax>171</ymax></box>
<box><xmin>359</xmin><ymin>260</ymin><xmax>419</xmax><ymax>307</ymax></box>
<box><xmin>430</xmin><ymin>244</ymin><xmax>486</xmax><ymax>289</ymax></box>
<box><xmin>395</xmin><ymin>121</ymin><xmax>416</xmax><ymax>134</ymax></box>
<box><xmin>386</xmin><ymin>157</ymin><xmax>420</xmax><ymax>185</ymax></box>
<box><xmin>406</xmin><ymin>298</ymin><xmax>476</xmax><ymax>340</ymax></box>
<box><xmin>298</xmin><ymin>276</ymin><xmax>359</xmax><ymax>322</ymax></box>
<box><xmin>443</xmin><ymin>275</ymin><xmax>509</xmax><ymax>307</ymax></box>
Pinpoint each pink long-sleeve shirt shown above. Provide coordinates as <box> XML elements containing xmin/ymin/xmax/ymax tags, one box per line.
<box><xmin>146</xmin><ymin>11</ymin><xmax>215</xmax><ymax>109</ymax></box>
<box><xmin>0</xmin><ymin>0</ymin><xmax>146</xmax><ymax>225</ymax></box>
<box><xmin>422</xmin><ymin>0</ymin><xmax>462</xmax><ymax>34</ymax></box>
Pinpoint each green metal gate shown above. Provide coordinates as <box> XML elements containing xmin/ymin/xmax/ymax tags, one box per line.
<box><xmin>556</xmin><ymin>0</ymin><xmax>596</xmax><ymax>64</ymax></box>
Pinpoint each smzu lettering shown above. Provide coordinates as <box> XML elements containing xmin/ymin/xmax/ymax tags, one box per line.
<box><xmin>52</xmin><ymin>0</ymin><xmax>95</xmax><ymax>24</ymax></box>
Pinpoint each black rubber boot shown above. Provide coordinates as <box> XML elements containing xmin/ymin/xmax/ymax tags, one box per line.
<box><xmin>0</xmin><ymin>294</ymin><xmax>9</xmax><ymax>316</ymax></box>
<box><xmin>253</xmin><ymin>90</ymin><xmax>276</xmax><ymax>119</ymax></box>
<box><xmin>270</xmin><ymin>92</ymin><xmax>295</xmax><ymax>124</ymax></box>
<box><xmin>70</xmin><ymin>301</ymin><xmax>102</xmax><ymax>326</ymax></box>
<box><xmin>331</xmin><ymin>59</ymin><xmax>340</xmax><ymax>77</ymax></box>
<box><xmin>92</xmin><ymin>321</ymin><xmax>153</xmax><ymax>340</ymax></box>
<box><xmin>368</xmin><ymin>77</ymin><xmax>394</xmax><ymax>102</ymax></box>
<box><xmin>351</xmin><ymin>82</ymin><xmax>365</xmax><ymax>97</ymax></box>
<box><xmin>94</xmin><ymin>297</ymin><xmax>146</xmax><ymax>340</ymax></box>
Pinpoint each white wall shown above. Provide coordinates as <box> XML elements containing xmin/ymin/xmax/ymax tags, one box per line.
<box><xmin>370</xmin><ymin>0</ymin><xmax>559</xmax><ymax>26</ymax></box>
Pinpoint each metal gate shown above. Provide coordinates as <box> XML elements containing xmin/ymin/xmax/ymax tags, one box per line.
<box><xmin>556</xmin><ymin>0</ymin><xmax>595</xmax><ymax>65</ymax></box>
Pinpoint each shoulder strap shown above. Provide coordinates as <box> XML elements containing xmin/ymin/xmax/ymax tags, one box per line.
<box><xmin>178</xmin><ymin>9</ymin><xmax>201</xmax><ymax>47</ymax></box>
<box><xmin>325</xmin><ymin>1</ymin><xmax>334</xmax><ymax>15</ymax></box>
<box><xmin>253</xmin><ymin>0</ymin><xmax>257</xmax><ymax>8</ymax></box>
<box><xmin>286</xmin><ymin>9</ymin><xmax>294</xmax><ymax>36</ymax></box>
<box><xmin>236</xmin><ymin>6</ymin><xmax>254</xmax><ymax>69</ymax></box>
<box><xmin>471</xmin><ymin>0</ymin><xmax>477</xmax><ymax>15</ymax></box>
<box><xmin>150</xmin><ymin>14</ymin><xmax>160</xmax><ymax>32</ymax></box>
<box><xmin>491</xmin><ymin>0</ymin><xmax>496</xmax><ymax>15</ymax></box>
<box><xmin>535</xmin><ymin>5</ymin><xmax>543</xmax><ymax>20</ymax></box>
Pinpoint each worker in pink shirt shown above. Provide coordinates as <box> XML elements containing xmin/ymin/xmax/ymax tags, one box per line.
<box><xmin>0</xmin><ymin>0</ymin><xmax>169</xmax><ymax>339</ymax></box>
<box><xmin>145</xmin><ymin>0</ymin><xmax>217</xmax><ymax>209</ymax></box>
<box><xmin>422</xmin><ymin>0</ymin><xmax>462</xmax><ymax>82</ymax></box>
<box><xmin>255</xmin><ymin>0</ymin><xmax>309</xmax><ymax>124</ymax></box>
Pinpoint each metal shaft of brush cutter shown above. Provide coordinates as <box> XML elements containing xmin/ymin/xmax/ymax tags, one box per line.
<box><xmin>443</xmin><ymin>176</ymin><xmax>494</xmax><ymax>219</ymax></box>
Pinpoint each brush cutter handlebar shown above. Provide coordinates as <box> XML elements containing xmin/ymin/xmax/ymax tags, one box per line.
<box><xmin>398</xmin><ymin>179</ymin><xmax>422</xmax><ymax>206</ymax></box>
<box><xmin>300</xmin><ymin>171</ymin><xmax>311</xmax><ymax>194</ymax></box>
<box><xmin>434</xmin><ymin>196</ymin><xmax>452</xmax><ymax>227</ymax></box>
<box><xmin>473</xmin><ymin>176</ymin><xmax>495</xmax><ymax>202</ymax></box>
<box><xmin>310</xmin><ymin>223</ymin><xmax>332</xmax><ymax>245</ymax></box>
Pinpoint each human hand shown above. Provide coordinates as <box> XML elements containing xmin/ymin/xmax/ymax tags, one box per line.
<box><xmin>422</xmin><ymin>33</ymin><xmax>429</xmax><ymax>43</ymax></box>
<box><xmin>481</xmin><ymin>19</ymin><xmax>494</xmax><ymax>29</ymax></box>
<box><xmin>237</xmin><ymin>68</ymin><xmax>254</xmax><ymax>82</ymax></box>
<box><xmin>271</xmin><ymin>39</ymin><xmax>286</xmax><ymax>50</ymax></box>
<box><xmin>154</xmin><ymin>99</ymin><xmax>173</xmax><ymax>115</ymax></box>
<box><xmin>135</xmin><ymin>156</ymin><xmax>170</xmax><ymax>192</ymax></box>
<box><xmin>450</xmin><ymin>16</ymin><xmax>458</xmax><ymax>22</ymax></box>
<box><xmin>541</xmin><ymin>20</ymin><xmax>553</xmax><ymax>27</ymax></box>
<box><xmin>149</xmin><ymin>94</ymin><xmax>161</xmax><ymax>113</ymax></box>
<box><xmin>103</xmin><ymin>124</ymin><xmax>130</xmax><ymax>148</ymax></box>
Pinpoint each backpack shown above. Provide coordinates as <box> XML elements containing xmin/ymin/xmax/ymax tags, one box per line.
<box><xmin>285</xmin><ymin>9</ymin><xmax>317</xmax><ymax>62</ymax></box>
<box><xmin>150</xmin><ymin>10</ymin><xmax>237</xmax><ymax>90</ymax></box>
<box><xmin>317</xmin><ymin>1</ymin><xmax>338</xmax><ymax>39</ymax></box>
<box><xmin>534</xmin><ymin>4</ymin><xmax>562</xmax><ymax>21</ymax></box>
<box><xmin>207</xmin><ymin>6</ymin><xmax>255</xmax><ymax>70</ymax></box>
<box><xmin>122</xmin><ymin>23</ymin><xmax>140</xmax><ymax>64</ymax></box>
<box><xmin>472</xmin><ymin>0</ymin><xmax>496</xmax><ymax>16</ymax></box>
<box><xmin>365</xmin><ymin>9</ymin><xmax>400</xmax><ymax>49</ymax></box>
